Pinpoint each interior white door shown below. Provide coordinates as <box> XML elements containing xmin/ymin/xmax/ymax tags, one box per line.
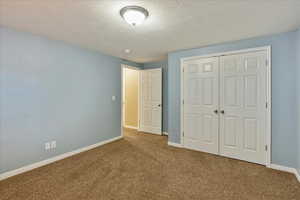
<box><xmin>139</xmin><ymin>69</ymin><xmax>162</xmax><ymax>134</ymax></box>
<box><xmin>219</xmin><ymin>51</ymin><xmax>267</xmax><ymax>165</ymax></box>
<box><xmin>183</xmin><ymin>57</ymin><xmax>219</xmax><ymax>154</ymax></box>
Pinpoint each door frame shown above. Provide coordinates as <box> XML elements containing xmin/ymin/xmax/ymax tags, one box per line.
<box><xmin>180</xmin><ymin>46</ymin><xmax>272</xmax><ymax>167</ymax></box>
<box><xmin>121</xmin><ymin>64</ymin><xmax>141</xmax><ymax>137</ymax></box>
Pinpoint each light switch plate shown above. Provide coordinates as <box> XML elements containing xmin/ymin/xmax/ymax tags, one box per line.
<box><xmin>112</xmin><ymin>96</ymin><xmax>116</xmax><ymax>101</ymax></box>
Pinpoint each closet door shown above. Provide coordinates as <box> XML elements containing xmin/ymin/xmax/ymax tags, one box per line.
<box><xmin>219</xmin><ymin>51</ymin><xmax>267</xmax><ymax>165</ymax></box>
<box><xmin>183</xmin><ymin>58</ymin><xmax>219</xmax><ymax>154</ymax></box>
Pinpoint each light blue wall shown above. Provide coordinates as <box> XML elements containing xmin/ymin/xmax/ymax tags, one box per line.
<box><xmin>168</xmin><ymin>30</ymin><xmax>299</xmax><ymax>168</ymax></box>
<box><xmin>1</xmin><ymin>26</ymin><xmax>299</xmax><ymax>173</ymax></box>
<box><xmin>0</xmin><ymin>27</ymin><xmax>138</xmax><ymax>173</ymax></box>
<box><xmin>143</xmin><ymin>60</ymin><xmax>168</xmax><ymax>132</ymax></box>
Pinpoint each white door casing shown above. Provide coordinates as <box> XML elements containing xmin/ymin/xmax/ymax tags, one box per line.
<box><xmin>181</xmin><ymin>48</ymin><xmax>269</xmax><ymax>165</ymax></box>
<box><xmin>219</xmin><ymin>51</ymin><xmax>267</xmax><ymax>165</ymax></box>
<box><xmin>183</xmin><ymin>57</ymin><xmax>219</xmax><ymax>154</ymax></box>
<box><xmin>139</xmin><ymin>69</ymin><xmax>162</xmax><ymax>134</ymax></box>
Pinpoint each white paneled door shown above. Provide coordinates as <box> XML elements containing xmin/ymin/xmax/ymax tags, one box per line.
<box><xmin>219</xmin><ymin>51</ymin><xmax>267</xmax><ymax>164</ymax></box>
<box><xmin>139</xmin><ymin>69</ymin><xmax>162</xmax><ymax>135</ymax></box>
<box><xmin>183</xmin><ymin>57</ymin><xmax>219</xmax><ymax>154</ymax></box>
<box><xmin>183</xmin><ymin>50</ymin><xmax>268</xmax><ymax>165</ymax></box>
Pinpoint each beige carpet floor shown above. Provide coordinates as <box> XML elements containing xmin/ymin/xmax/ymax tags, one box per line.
<box><xmin>1</xmin><ymin>128</ymin><xmax>300</xmax><ymax>200</ymax></box>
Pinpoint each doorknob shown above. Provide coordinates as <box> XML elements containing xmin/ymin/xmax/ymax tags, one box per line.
<box><xmin>220</xmin><ymin>110</ymin><xmax>225</xmax><ymax>114</ymax></box>
<box><xmin>214</xmin><ymin>110</ymin><xmax>218</xmax><ymax>114</ymax></box>
<box><xmin>158</xmin><ymin>104</ymin><xmax>161</xmax><ymax>107</ymax></box>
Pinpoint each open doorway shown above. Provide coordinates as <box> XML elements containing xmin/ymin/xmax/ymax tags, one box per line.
<box><xmin>122</xmin><ymin>65</ymin><xmax>140</xmax><ymax>130</ymax></box>
<box><xmin>121</xmin><ymin>65</ymin><xmax>163</xmax><ymax>137</ymax></box>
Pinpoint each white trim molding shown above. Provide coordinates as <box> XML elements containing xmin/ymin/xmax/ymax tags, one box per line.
<box><xmin>163</xmin><ymin>132</ymin><xmax>168</xmax><ymax>136</ymax></box>
<box><xmin>168</xmin><ymin>142</ymin><xmax>183</xmax><ymax>148</ymax></box>
<box><xmin>0</xmin><ymin>136</ymin><xmax>123</xmax><ymax>181</ymax></box>
<box><xmin>269</xmin><ymin>164</ymin><xmax>300</xmax><ymax>183</ymax></box>
<box><xmin>169</xmin><ymin>143</ymin><xmax>300</xmax><ymax>183</ymax></box>
<box><xmin>297</xmin><ymin>169</ymin><xmax>300</xmax><ymax>182</ymax></box>
<box><xmin>167</xmin><ymin>141</ymin><xmax>300</xmax><ymax>183</ymax></box>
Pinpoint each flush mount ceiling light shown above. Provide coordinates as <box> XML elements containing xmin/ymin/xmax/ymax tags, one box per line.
<box><xmin>124</xmin><ymin>49</ymin><xmax>131</xmax><ymax>54</ymax></box>
<box><xmin>120</xmin><ymin>6</ymin><xmax>149</xmax><ymax>26</ymax></box>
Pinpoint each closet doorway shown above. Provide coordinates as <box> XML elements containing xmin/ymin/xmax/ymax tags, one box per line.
<box><xmin>181</xmin><ymin>47</ymin><xmax>271</xmax><ymax>166</ymax></box>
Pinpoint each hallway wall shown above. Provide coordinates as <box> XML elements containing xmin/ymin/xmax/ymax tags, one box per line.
<box><xmin>124</xmin><ymin>68</ymin><xmax>139</xmax><ymax>128</ymax></box>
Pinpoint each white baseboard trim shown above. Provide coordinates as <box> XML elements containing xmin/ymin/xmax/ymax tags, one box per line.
<box><xmin>269</xmin><ymin>164</ymin><xmax>296</xmax><ymax>173</ymax></box>
<box><xmin>163</xmin><ymin>132</ymin><xmax>168</xmax><ymax>136</ymax></box>
<box><xmin>165</xmin><ymin>144</ymin><xmax>300</xmax><ymax>183</ymax></box>
<box><xmin>296</xmin><ymin>169</ymin><xmax>300</xmax><ymax>182</ymax></box>
<box><xmin>0</xmin><ymin>135</ymin><xmax>123</xmax><ymax>181</ymax></box>
<box><xmin>167</xmin><ymin>141</ymin><xmax>183</xmax><ymax>148</ymax></box>
<box><xmin>124</xmin><ymin>125</ymin><xmax>138</xmax><ymax>129</ymax></box>
<box><xmin>269</xmin><ymin>164</ymin><xmax>300</xmax><ymax>183</ymax></box>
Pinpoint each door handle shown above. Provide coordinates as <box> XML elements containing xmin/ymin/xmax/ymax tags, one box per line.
<box><xmin>158</xmin><ymin>104</ymin><xmax>161</xmax><ymax>107</ymax></box>
<box><xmin>214</xmin><ymin>110</ymin><xmax>218</xmax><ymax>114</ymax></box>
<box><xmin>220</xmin><ymin>110</ymin><xmax>225</xmax><ymax>114</ymax></box>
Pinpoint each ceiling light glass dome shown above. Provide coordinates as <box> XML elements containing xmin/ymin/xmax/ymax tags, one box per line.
<box><xmin>120</xmin><ymin>6</ymin><xmax>149</xmax><ymax>26</ymax></box>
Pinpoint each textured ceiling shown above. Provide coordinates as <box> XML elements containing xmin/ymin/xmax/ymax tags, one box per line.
<box><xmin>1</xmin><ymin>0</ymin><xmax>300</xmax><ymax>63</ymax></box>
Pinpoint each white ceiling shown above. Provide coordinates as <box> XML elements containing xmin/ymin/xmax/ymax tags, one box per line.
<box><xmin>1</xmin><ymin>0</ymin><xmax>300</xmax><ymax>63</ymax></box>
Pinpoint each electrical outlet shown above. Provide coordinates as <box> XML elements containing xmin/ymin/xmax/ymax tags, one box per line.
<box><xmin>45</xmin><ymin>142</ymin><xmax>50</xmax><ymax>150</ymax></box>
<box><xmin>51</xmin><ymin>141</ymin><xmax>56</xmax><ymax>149</ymax></box>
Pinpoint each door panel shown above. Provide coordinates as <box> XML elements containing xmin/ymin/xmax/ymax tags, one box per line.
<box><xmin>202</xmin><ymin>78</ymin><xmax>214</xmax><ymax>105</ymax></box>
<box><xmin>224</xmin><ymin>76</ymin><xmax>240</xmax><ymax>106</ymax></box>
<box><xmin>183</xmin><ymin>57</ymin><xmax>219</xmax><ymax>154</ymax></box>
<box><xmin>224</xmin><ymin>115</ymin><xmax>238</xmax><ymax>148</ymax></box>
<box><xmin>202</xmin><ymin>114</ymin><xmax>214</xmax><ymax>143</ymax></box>
<box><xmin>143</xmin><ymin>107</ymin><xmax>152</xmax><ymax>126</ymax></box>
<box><xmin>245</xmin><ymin>75</ymin><xmax>257</xmax><ymax>108</ymax></box>
<box><xmin>140</xmin><ymin>69</ymin><xmax>162</xmax><ymax>134</ymax></box>
<box><xmin>140</xmin><ymin>72</ymin><xmax>151</xmax><ymax>130</ymax></box>
<box><xmin>219</xmin><ymin>51</ymin><xmax>267</xmax><ymax>165</ymax></box>
<box><xmin>243</xmin><ymin>118</ymin><xmax>258</xmax><ymax>151</ymax></box>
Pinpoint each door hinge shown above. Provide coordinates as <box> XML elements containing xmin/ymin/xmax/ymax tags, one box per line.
<box><xmin>265</xmin><ymin>102</ymin><xmax>268</xmax><ymax>109</ymax></box>
<box><xmin>265</xmin><ymin>145</ymin><xmax>268</xmax><ymax>151</ymax></box>
<box><xmin>183</xmin><ymin>67</ymin><xmax>185</xmax><ymax>73</ymax></box>
<box><xmin>182</xmin><ymin>99</ymin><xmax>184</xmax><ymax>105</ymax></box>
<box><xmin>183</xmin><ymin>132</ymin><xmax>184</xmax><ymax>137</ymax></box>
